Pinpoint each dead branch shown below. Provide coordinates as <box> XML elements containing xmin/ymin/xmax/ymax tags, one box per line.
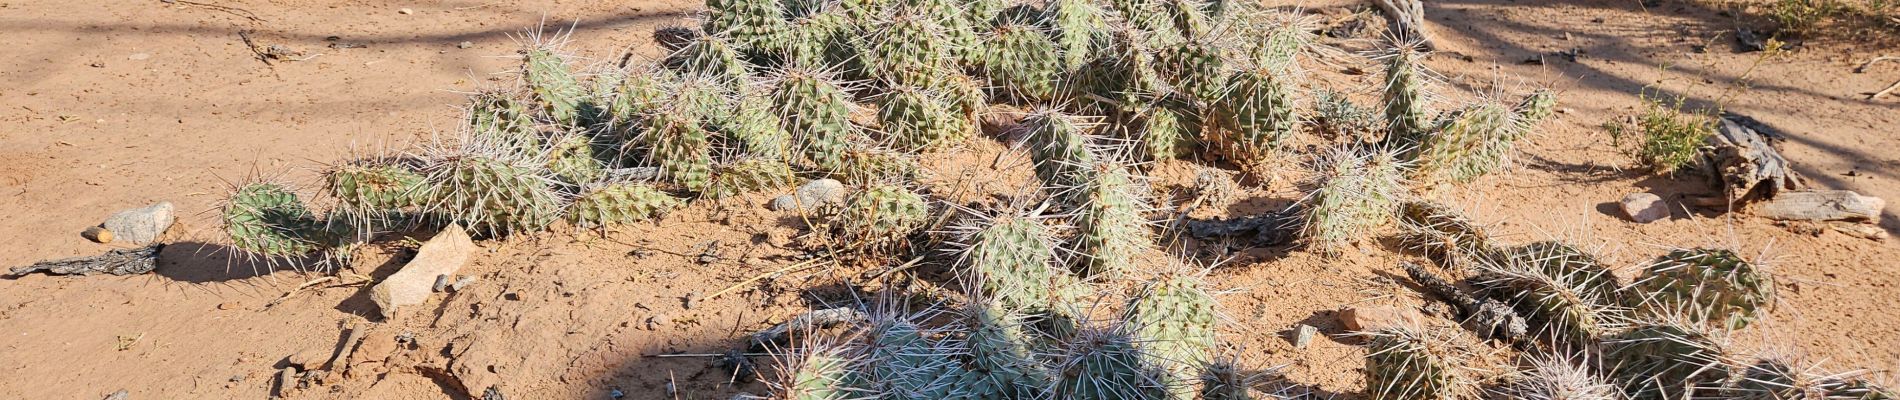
<box><xmin>1400</xmin><ymin>262</ymin><xmax>1529</xmax><ymax>348</ymax></box>
<box><xmin>9</xmin><ymin>244</ymin><xmax>163</xmax><ymax>277</ymax></box>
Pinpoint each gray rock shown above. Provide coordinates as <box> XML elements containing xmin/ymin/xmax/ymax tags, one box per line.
<box><xmin>770</xmin><ymin>179</ymin><xmax>845</xmax><ymax>211</ymax></box>
<box><xmin>102</xmin><ymin>202</ymin><xmax>174</xmax><ymax>244</ymax></box>
<box><xmin>1290</xmin><ymin>324</ymin><xmax>1318</xmax><ymax>348</ymax></box>
<box><xmin>1620</xmin><ymin>193</ymin><xmax>1668</xmax><ymax>223</ymax></box>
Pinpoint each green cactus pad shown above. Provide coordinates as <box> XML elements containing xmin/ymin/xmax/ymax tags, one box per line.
<box><xmin>223</xmin><ymin>182</ymin><xmax>329</xmax><ymax>257</ymax></box>
<box><xmin>1634</xmin><ymin>248</ymin><xmax>1775</xmax><ymax>330</ymax></box>
<box><xmin>1073</xmin><ymin>164</ymin><xmax>1153</xmax><ymax>278</ymax></box>
<box><xmin>565</xmin><ymin>181</ymin><xmax>682</xmax><ymax>229</ymax></box>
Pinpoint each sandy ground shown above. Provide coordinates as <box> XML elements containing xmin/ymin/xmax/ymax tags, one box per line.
<box><xmin>2</xmin><ymin>0</ymin><xmax>1897</xmax><ymax>399</ymax></box>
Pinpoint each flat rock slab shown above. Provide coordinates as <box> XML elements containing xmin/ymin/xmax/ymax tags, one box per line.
<box><xmin>371</xmin><ymin>224</ymin><xmax>474</xmax><ymax>319</ymax></box>
<box><xmin>1756</xmin><ymin>190</ymin><xmax>1884</xmax><ymax>222</ymax></box>
<box><xmin>102</xmin><ymin>202</ymin><xmax>174</xmax><ymax>244</ymax></box>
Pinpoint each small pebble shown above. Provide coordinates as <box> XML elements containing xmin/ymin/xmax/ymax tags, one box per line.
<box><xmin>432</xmin><ymin>274</ymin><xmax>451</xmax><ymax>292</ymax></box>
<box><xmin>218</xmin><ymin>302</ymin><xmax>240</xmax><ymax>310</ymax></box>
<box><xmin>398</xmin><ymin>8</ymin><xmax>414</xmax><ymax>14</ymax></box>
<box><xmin>102</xmin><ymin>202</ymin><xmax>174</xmax><ymax>245</ymax></box>
<box><xmin>103</xmin><ymin>390</ymin><xmax>128</xmax><ymax>400</ymax></box>
<box><xmin>128</xmin><ymin>53</ymin><xmax>151</xmax><ymax>61</ymax></box>
<box><xmin>646</xmin><ymin>315</ymin><xmax>667</xmax><ymax>330</ymax></box>
<box><xmin>450</xmin><ymin>276</ymin><xmax>478</xmax><ymax>292</ymax></box>
<box><xmin>457</xmin><ymin>41</ymin><xmax>473</xmax><ymax>49</ymax></box>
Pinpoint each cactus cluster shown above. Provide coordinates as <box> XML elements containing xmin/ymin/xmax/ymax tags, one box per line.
<box><xmin>833</xmin><ymin>184</ymin><xmax>930</xmax><ymax>251</ymax></box>
<box><xmin>1072</xmin><ymin>163</ymin><xmax>1154</xmax><ymax>278</ymax></box>
<box><xmin>1126</xmin><ymin>274</ymin><xmax>1218</xmax><ymax>399</ymax></box>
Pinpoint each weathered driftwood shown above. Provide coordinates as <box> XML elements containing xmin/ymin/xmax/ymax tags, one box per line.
<box><xmin>1755</xmin><ymin>190</ymin><xmax>1885</xmax><ymax>222</ymax></box>
<box><xmin>746</xmin><ymin>307</ymin><xmax>867</xmax><ymax>351</ymax></box>
<box><xmin>1704</xmin><ymin>115</ymin><xmax>1806</xmax><ymax>201</ymax></box>
<box><xmin>1373</xmin><ymin>0</ymin><xmax>1436</xmax><ymax>50</ymax></box>
<box><xmin>8</xmin><ymin>244</ymin><xmax>162</xmax><ymax>276</ymax></box>
<box><xmin>1400</xmin><ymin>262</ymin><xmax>1529</xmax><ymax>348</ymax></box>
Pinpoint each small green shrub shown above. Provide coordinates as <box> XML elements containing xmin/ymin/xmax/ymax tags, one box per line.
<box><xmin>1632</xmin><ymin>95</ymin><xmax>1715</xmax><ymax>175</ymax></box>
<box><xmin>1768</xmin><ymin>0</ymin><xmax>1848</xmax><ymax>34</ymax></box>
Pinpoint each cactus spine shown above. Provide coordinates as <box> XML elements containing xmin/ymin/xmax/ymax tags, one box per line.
<box><xmin>866</xmin><ymin>318</ymin><xmax>962</xmax><ymax>399</ymax></box>
<box><xmin>326</xmin><ymin>160</ymin><xmax>427</xmax><ymax>217</ymax></box>
<box><xmin>775</xmin><ymin>344</ymin><xmax>867</xmax><ymax>400</ymax></box>
<box><xmin>1158</xmin><ymin>38</ymin><xmax>1227</xmax><ymax>103</ymax></box>
<box><xmin>565</xmin><ymin>181</ymin><xmax>682</xmax><ymax>229</ymax></box>
<box><xmin>1499</xmin><ymin>354</ymin><xmax>1619</xmax><ymax>400</ymax></box>
<box><xmin>1634</xmin><ymin>248</ymin><xmax>1775</xmax><ymax>330</ymax></box>
<box><xmin>713</xmin><ymin>88</ymin><xmax>792</xmax><ymax>160</ymax></box>
<box><xmin>545</xmin><ymin>132</ymin><xmax>606</xmax><ymax>184</ymax></box>
<box><xmin>641</xmin><ymin>113</ymin><xmax>714</xmax><ymax>192</ymax></box>
<box><xmin>664</xmin><ymin>33</ymin><xmax>749</xmax><ymax>84</ymax></box>
<box><xmin>1475</xmin><ymin>251</ymin><xmax>1622</xmax><ymax>348</ymax></box>
<box><xmin>1414</xmin><ymin>100</ymin><xmax>1514</xmax><ymax>183</ymax></box>
<box><xmin>703</xmin><ymin>0</ymin><xmax>788</xmax><ymax>52</ymax></box>
<box><xmin>1048</xmin><ymin>0</ymin><xmax>1106</xmax><ymax>70</ymax></box>
<box><xmin>864</xmin><ymin>11</ymin><xmax>951</xmax><ymax>89</ymax></box>
<box><xmin>1395</xmin><ymin>201</ymin><xmax>1497</xmax><ymax>268</ymax></box>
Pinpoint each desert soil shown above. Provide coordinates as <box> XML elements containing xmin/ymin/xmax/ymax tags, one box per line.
<box><xmin>2</xmin><ymin>0</ymin><xmax>1897</xmax><ymax>399</ymax></box>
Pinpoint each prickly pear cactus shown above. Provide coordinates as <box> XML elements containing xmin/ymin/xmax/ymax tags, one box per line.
<box><xmin>982</xmin><ymin>23</ymin><xmax>1062</xmax><ymax>103</ymax></box>
<box><xmin>1303</xmin><ymin>148</ymin><xmax>1406</xmax><ymax>255</ymax></box>
<box><xmin>1512</xmin><ymin>89</ymin><xmax>1558</xmax><ymax>131</ymax></box>
<box><xmin>878</xmin><ymin>85</ymin><xmax>966</xmax><ymax>152</ymax></box>
<box><xmin>862</xmin><ymin>11</ymin><xmax>952</xmax><ymax>88</ymax></box>
<box><xmin>1312</xmin><ymin>88</ymin><xmax>1380</xmax><ymax>141</ymax></box>
<box><xmin>223</xmin><ymin>182</ymin><xmax>329</xmax><ymax>257</ymax></box>
<box><xmin>1071</xmin><ymin>27</ymin><xmax>1164</xmax><ymax>115</ymax></box>
<box><xmin>1073</xmin><ymin>164</ymin><xmax>1153</xmax><ymax>278</ymax></box>
<box><xmin>1056</xmin><ymin>326</ymin><xmax>1170</xmax><ymax>400</ymax></box>
<box><xmin>1604</xmin><ymin>321</ymin><xmax>1733</xmax><ymax>400</ymax></box>
<box><xmin>1211</xmin><ymin>67</ymin><xmax>1297</xmax><ymax>166</ymax></box>
<box><xmin>836</xmin><ymin>184</ymin><xmax>929</xmax><ymax>250</ymax></box>
<box><xmin>1048</xmin><ymin>0</ymin><xmax>1106</xmax><ymax>70</ymax></box>
<box><xmin>864</xmin><ymin>317</ymin><xmax>964</xmax><ymax>399</ymax></box>
<box><xmin>1380</xmin><ymin>47</ymin><xmax>1431</xmax><ymax>154</ymax></box>
<box><xmin>1159</xmin><ymin>0</ymin><xmax>1212</xmax><ymax>38</ymax></box>
<box><xmin>1727</xmin><ymin>358</ymin><xmax>1848</xmax><ymax>400</ymax></box>
<box><xmin>640</xmin><ymin>113</ymin><xmax>714</xmax><ymax>192</ymax></box>
<box><xmin>664</xmin><ymin>33</ymin><xmax>749</xmax><ymax>83</ymax></box>
<box><xmin>468</xmin><ymin>90</ymin><xmax>540</xmax><ymax>151</ymax></box>
<box><xmin>1019</xmin><ymin>109</ymin><xmax>1097</xmax><ymax>195</ymax></box>
<box><xmin>835</xmin><ymin>148</ymin><xmax>921</xmax><ymax>185</ymax></box>
<box><xmin>1126</xmin><ymin>274</ymin><xmax>1217</xmax><ymax>399</ymax></box>
<box><xmin>771</xmin><ymin>69</ymin><xmax>861</xmax><ymax>173</ymax></box>
<box><xmin>1634</xmin><ymin>248</ymin><xmax>1775</xmax><ymax>330</ymax></box>
<box><xmin>712</xmin><ymin>88</ymin><xmax>791</xmax><ymax>160</ymax></box>
<box><xmin>326</xmin><ymin>160</ymin><xmax>427</xmax><ymax>216</ymax></box>
<box><xmin>1475</xmin><ymin>252</ymin><xmax>1622</xmax><ymax>348</ymax></box>
<box><xmin>704</xmin><ymin>158</ymin><xmax>795</xmax><ymax>200</ymax></box>
<box><xmin>420</xmin><ymin>150</ymin><xmax>563</xmax><ymax>236</ymax></box>
<box><xmin>775</xmin><ymin>344</ymin><xmax>867</xmax><ymax>400</ymax></box>
<box><xmin>959</xmin><ymin>299</ymin><xmax>1053</xmax><ymax>400</ymax></box>
<box><xmin>1413</xmin><ymin>100</ymin><xmax>1514</xmax><ymax>183</ymax></box>
<box><xmin>779</xmin><ymin>8</ymin><xmax>852</xmax><ymax>68</ymax></box>
<box><xmin>956</xmin><ymin>213</ymin><xmax>1058</xmax><ymax>312</ymax></box>
<box><xmin>1505</xmin><ymin>241</ymin><xmax>1620</xmax><ymax>302</ymax></box>
<box><xmin>1501</xmin><ymin>354</ymin><xmax>1619</xmax><ymax>400</ymax></box>
<box><xmin>546</xmin><ymin>132</ymin><xmax>606</xmax><ymax>184</ymax></box>
<box><xmin>523</xmin><ymin>47</ymin><xmax>588</xmax><ymax>126</ymax></box>
<box><xmin>1364</xmin><ymin>327</ymin><xmax>1477</xmax><ymax>400</ymax></box>
<box><xmin>1395</xmin><ymin>201</ymin><xmax>1497</xmax><ymax>268</ymax></box>
<box><xmin>1253</xmin><ymin>15</ymin><xmax>1316</xmax><ymax>75</ymax></box>
<box><xmin>703</xmin><ymin>0</ymin><xmax>789</xmax><ymax>52</ymax></box>
<box><xmin>1200</xmin><ymin>358</ymin><xmax>1256</xmax><ymax>400</ymax></box>
<box><xmin>1158</xmin><ymin>38</ymin><xmax>1227</xmax><ymax>103</ymax></box>
<box><xmin>565</xmin><ymin>181</ymin><xmax>682</xmax><ymax>229</ymax></box>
